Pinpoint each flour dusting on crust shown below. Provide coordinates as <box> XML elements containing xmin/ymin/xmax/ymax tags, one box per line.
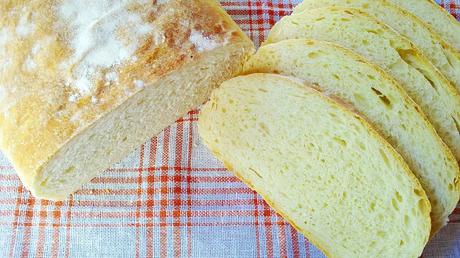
<box><xmin>57</xmin><ymin>0</ymin><xmax>156</xmax><ymax>96</ymax></box>
<box><xmin>189</xmin><ymin>29</ymin><xmax>225</xmax><ymax>52</ymax></box>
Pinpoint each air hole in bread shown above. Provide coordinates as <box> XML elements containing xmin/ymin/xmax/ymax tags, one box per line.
<box><xmin>370</xmin><ymin>87</ymin><xmax>392</xmax><ymax>108</ymax></box>
<box><xmin>249</xmin><ymin>167</ymin><xmax>263</xmax><ymax>179</ymax></box>
<box><xmin>315</xmin><ymin>17</ymin><xmax>325</xmax><ymax>22</ymax></box>
<box><xmin>377</xmin><ymin>231</ymin><xmax>386</xmax><ymax>238</ymax></box>
<box><xmin>395</xmin><ymin>191</ymin><xmax>403</xmax><ymax>202</ymax></box>
<box><xmin>418</xmin><ymin>199</ymin><xmax>429</xmax><ymax>214</ymax></box>
<box><xmin>308</xmin><ymin>52</ymin><xmax>319</xmax><ymax>59</ymax></box>
<box><xmin>379</xmin><ymin>149</ymin><xmax>390</xmax><ymax>166</ymax></box>
<box><xmin>332</xmin><ymin>136</ymin><xmax>347</xmax><ymax>147</ymax></box>
<box><xmin>413</xmin><ymin>188</ymin><xmax>424</xmax><ymax>197</ymax></box>
<box><xmin>392</xmin><ymin>198</ymin><xmax>400</xmax><ymax>211</ymax></box>
<box><xmin>63</xmin><ymin>166</ymin><xmax>75</xmax><ymax>175</ymax></box>
<box><xmin>365</xmin><ymin>29</ymin><xmax>379</xmax><ymax>35</ymax></box>
<box><xmin>453</xmin><ymin>116</ymin><xmax>460</xmax><ymax>135</ymax></box>
<box><xmin>396</xmin><ymin>48</ymin><xmax>439</xmax><ymax>91</ymax></box>
<box><xmin>404</xmin><ymin>215</ymin><xmax>409</xmax><ymax>225</ymax></box>
<box><xmin>369</xmin><ymin>202</ymin><xmax>376</xmax><ymax>212</ymax></box>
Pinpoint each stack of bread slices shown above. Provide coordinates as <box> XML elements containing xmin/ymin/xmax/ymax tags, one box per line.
<box><xmin>198</xmin><ymin>1</ymin><xmax>460</xmax><ymax>257</ymax></box>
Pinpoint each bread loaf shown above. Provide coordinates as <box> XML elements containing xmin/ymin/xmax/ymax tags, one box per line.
<box><xmin>294</xmin><ymin>0</ymin><xmax>460</xmax><ymax>94</ymax></box>
<box><xmin>0</xmin><ymin>0</ymin><xmax>254</xmax><ymax>200</ymax></box>
<box><xmin>266</xmin><ymin>6</ymin><xmax>460</xmax><ymax>162</ymax></box>
<box><xmin>244</xmin><ymin>39</ymin><xmax>460</xmax><ymax>234</ymax></box>
<box><xmin>198</xmin><ymin>73</ymin><xmax>431</xmax><ymax>258</ymax></box>
<box><xmin>388</xmin><ymin>0</ymin><xmax>460</xmax><ymax>52</ymax></box>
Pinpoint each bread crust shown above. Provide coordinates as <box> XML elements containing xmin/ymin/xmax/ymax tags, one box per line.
<box><xmin>0</xmin><ymin>0</ymin><xmax>253</xmax><ymax>199</ymax></box>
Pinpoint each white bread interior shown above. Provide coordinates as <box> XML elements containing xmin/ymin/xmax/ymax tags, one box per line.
<box><xmin>388</xmin><ymin>0</ymin><xmax>460</xmax><ymax>52</ymax></box>
<box><xmin>266</xmin><ymin>6</ymin><xmax>460</xmax><ymax>162</ymax></box>
<box><xmin>243</xmin><ymin>39</ymin><xmax>460</xmax><ymax>234</ymax></box>
<box><xmin>198</xmin><ymin>73</ymin><xmax>431</xmax><ymax>258</ymax></box>
<box><xmin>34</xmin><ymin>44</ymin><xmax>251</xmax><ymax>200</ymax></box>
<box><xmin>294</xmin><ymin>0</ymin><xmax>460</xmax><ymax>94</ymax></box>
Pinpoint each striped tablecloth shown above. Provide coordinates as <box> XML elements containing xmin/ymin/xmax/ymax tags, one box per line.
<box><xmin>1</xmin><ymin>1</ymin><xmax>459</xmax><ymax>257</ymax></box>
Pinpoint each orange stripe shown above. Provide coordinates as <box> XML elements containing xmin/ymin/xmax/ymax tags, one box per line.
<box><xmin>277</xmin><ymin>217</ymin><xmax>288</xmax><ymax>258</ymax></box>
<box><xmin>51</xmin><ymin>201</ymin><xmax>64</xmax><ymax>257</ymax></box>
<box><xmin>19</xmin><ymin>197</ymin><xmax>36</xmax><ymax>258</ymax></box>
<box><xmin>8</xmin><ymin>184</ymin><xmax>24</xmax><ymax>257</ymax></box>
<box><xmin>35</xmin><ymin>200</ymin><xmax>50</xmax><ymax>257</ymax></box>
<box><xmin>146</xmin><ymin>136</ymin><xmax>158</xmax><ymax>257</ymax></box>
<box><xmin>160</xmin><ymin>128</ymin><xmax>171</xmax><ymax>258</ymax></box>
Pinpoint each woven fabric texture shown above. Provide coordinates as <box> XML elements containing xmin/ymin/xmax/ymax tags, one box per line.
<box><xmin>1</xmin><ymin>0</ymin><xmax>459</xmax><ymax>257</ymax></box>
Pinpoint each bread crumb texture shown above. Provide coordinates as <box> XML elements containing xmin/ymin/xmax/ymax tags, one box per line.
<box><xmin>198</xmin><ymin>73</ymin><xmax>431</xmax><ymax>258</ymax></box>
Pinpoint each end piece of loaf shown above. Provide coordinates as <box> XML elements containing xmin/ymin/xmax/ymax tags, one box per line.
<box><xmin>198</xmin><ymin>73</ymin><xmax>431</xmax><ymax>258</ymax></box>
<box><xmin>244</xmin><ymin>39</ymin><xmax>460</xmax><ymax>234</ymax></box>
<box><xmin>294</xmin><ymin>0</ymin><xmax>460</xmax><ymax>94</ymax></box>
<box><xmin>266</xmin><ymin>6</ymin><xmax>460</xmax><ymax>163</ymax></box>
<box><xmin>388</xmin><ymin>0</ymin><xmax>460</xmax><ymax>52</ymax></box>
<box><xmin>0</xmin><ymin>0</ymin><xmax>254</xmax><ymax>200</ymax></box>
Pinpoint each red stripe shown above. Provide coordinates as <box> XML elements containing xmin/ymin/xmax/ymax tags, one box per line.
<box><xmin>253</xmin><ymin>193</ymin><xmax>261</xmax><ymax>258</ymax></box>
<box><xmin>51</xmin><ymin>201</ymin><xmax>64</xmax><ymax>257</ymax></box>
<box><xmin>173</xmin><ymin>118</ymin><xmax>184</xmax><ymax>257</ymax></box>
<box><xmin>135</xmin><ymin>144</ymin><xmax>145</xmax><ymax>258</ymax></box>
<box><xmin>187</xmin><ymin>113</ymin><xmax>194</xmax><ymax>257</ymax></box>
<box><xmin>8</xmin><ymin>184</ymin><xmax>24</xmax><ymax>257</ymax></box>
<box><xmin>277</xmin><ymin>218</ymin><xmax>288</xmax><ymax>258</ymax></box>
<box><xmin>290</xmin><ymin>226</ymin><xmax>300</xmax><ymax>258</ymax></box>
<box><xmin>262</xmin><ymin>202</ymin><xmax>274</xmax><ymax>258</ymax></box>
<box><xmin>146</xmin><ymin>136</ymin><xmax>158</xmax><ymax>257</ymax></box>
<box><xmin>305</xmin><ymin>237</ymin><xmax>311</xmax><ymax>258</ymax></box>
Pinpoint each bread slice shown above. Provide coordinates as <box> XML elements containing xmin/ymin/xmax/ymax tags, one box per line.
<box><xmin>198</xmin><ymin>73</ymin><xmax>431</xmax><ymax>258</ymax></box>
<box><xmin>387</xmin><ymin>0</ymin><xmax>460</xmax><ymax>52</ymax></box>
<box><xmin>244</xmin><ymin>39</ymin><xmax>460</xmax><ymax>234</ymax></box>
<box><xmin>293</xmin><ymin>0</ymin><xmax>460</xmax><ymax>94</ymax></box>
<box><xmin>0</xmin><ymin>0</ymin><xmax>254</xmax><ymax>200</ymax></box>
<box><xmin>266</xmin><ymin>6</ymin><xmax>460</xmax><ymax>162</ymax></box>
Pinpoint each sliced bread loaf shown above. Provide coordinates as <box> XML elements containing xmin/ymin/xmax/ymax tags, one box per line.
<box><xmin>198</xmin><ymin>73</ymin><xmax>431</xmax><ymax>258</ymax></box>
<box><xmin>266</xmin><ymin>6</ymin><xmax>460</xmax><ymax>162</ymax></box>
<box><xmin>388</xmin><ymin>0</ymin><xmax>460</xmax><ymax>52</ymax></box>
<box><xmin>243</xmin><ymin>39</ymin><xmax>460</xmax><ymax>234</ymax></box>
<box><xmin>293</xmin><ymin>0</ymin><xmax>460</xmax><ymax>94</ymax></box>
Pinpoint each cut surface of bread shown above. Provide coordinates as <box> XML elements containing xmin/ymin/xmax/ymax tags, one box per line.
<box><xmin>293</xmin><ymin>0</ymin><xmax>460</xmax><ymax>94</ymax></box>
<box><xmin>0</xmin><ymin>0</ymin><xmax>254</xmax><ymax>200</ymax></box>
<box><xmin>244</xmin><ymin>39</ymin><xmax>460</xmax><ymax>234</ymax></box>
<box><xmin>198</xmin><ymin>73</ymin><xmax>431</xmax><ymax>258</ymax></box>
<box><xmin>388</xmin><ymin>0</ymin><xmax>460</xmax><ymax>52</ymax></box>
<box><xmin>266</xmin><ymin>6</ymin><xmax>460</xmax><ymax>162</ymax></box>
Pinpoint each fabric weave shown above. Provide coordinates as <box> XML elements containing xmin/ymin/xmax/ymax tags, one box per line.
<box><xmin>1</xmin><ymin>1</ymin><xmax>459</xmax><ymax>257</ymax></box>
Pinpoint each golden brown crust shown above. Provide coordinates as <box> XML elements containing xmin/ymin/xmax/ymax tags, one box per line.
<box><xmin>0</xmin><ymin>0</ymin><xmax>252</xmax><ymax>188</ymax></box>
